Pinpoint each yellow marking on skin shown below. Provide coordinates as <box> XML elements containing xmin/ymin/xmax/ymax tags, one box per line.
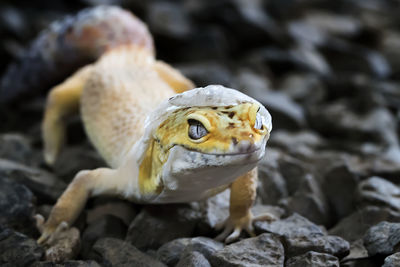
<box><xmin>155</xmin><ymin>103</ymin><xmax>267</xmax><ymax>154</ymax></box>
<box><xmin>138</xmin><ymin>139</ymin><xmax>167</xmax><ymax>195</ymax></box>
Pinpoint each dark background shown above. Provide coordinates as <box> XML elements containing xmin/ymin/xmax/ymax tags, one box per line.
<box><xmin>1</xmin><ymin>0</ymin><xmax>400</xmax><ymax>266</ymax></box>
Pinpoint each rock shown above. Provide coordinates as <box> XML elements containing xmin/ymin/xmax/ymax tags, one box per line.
<box><xmin>210</xmin><ymin>233</ymin><xmax>284</xmax><ymax>267</ymax></box>
<box><xmin>257</xmin><ymin>164</ymin><xmax>288</xmax><ymax>205</ymax></box>
<box><xmin>31</xmin><ymin>260</ymin><xmax>101</xmax><ymax>267</ymax></box>
<box><xmin>0</xmin><ymin>133</ymin><xmax>38</xmax><ymax>166</ymax></box>
<box><xmin>255</xmin><ymin>211</ymin><xmax>348</xmax><ymax>258</ymax></box>
<box><xmin>329</xmin><ymin>206</ymin><xmax>400</xmax><ymax>242</ymax></box>
<box><xmin>341</xmin><ymin>239</ymin><xmax>369</xmax><ymax>263</ymax></box>
<box><xmin>196</xmin><ymin>189</ymin><xmax>229</xmax><ymax>236</ymax></box>
<box><xmin>89</xmin><ymin>238</ymin><xmax>166</xmax><ymax>267</ymax></box>
<box><xmin>51</xmin><ymin>146</ymin><xmax>105</xmax><ymax>182</ymax></box>
<box><xmin>286</xmin><ymin>251</ymin><xmax>339</xmax><ymax>267</ymax></box>
<box><xmin>285</xmin><ymin>234</ymin><xmax>349</xmax><ymax>259</ymax></box>
<box><xmin>254</xmin><ymin>90</ymin><xmax>306</xmax><ymax>130</ymax></box>
<box><xmin>178</xmin><ymin>62</ymin><xmax>234</xmax><ymax>88</ymax></box>
<box><xmin>86</xmin><ymin>198</ymin><xmax>136</xmax><ymax>226</ymax></box>
<box><xmin>45</xmin><ymin>227</ymin><xmax>80</xmax><ymax>262</ymax></box>
<box><xmin>289</xmin><ymin>46</ymin><xmax>331</xmax><ymax>76</ymax></box>
<box><xmin>235</xmin><ymin>69</ymin><xmax>271</xmax><ymax>100</ymax></box>
<box><xmin>284</xmin><ymin>174</ymin><xmax>332</xmax><ymax>226</ymax></box>
<box><xmin>255</xmin><ymin>213</ymin><xmax>326</xmax><ymax>238</ymax></box>
<box><xmin>126</xmin><ymin>204</ymin><xmax>200</xmax><ymax>250</ymax></box>
<box><xmin>147</xmin><ymin>1</ymin><xmax>192</xmax><ymax>40</ymax></box>
<box><xmin>278</xmin><ymin>156</ymin><xmax>309</xmax><ymax>195</ymax></box>
<box><xmin>269</xmin><ymin>130</ymin><xmax>324</xmax><ymax>158</ymax></box>
<box><xmin>81</xmin><ymin>215</ymin><xmax>127</xmax><ymax>258</ymax></box>
<box><xmin>176</xmin><ymin>251</ymin><xmax>211</xmax><ymax>267</ymax></box>
<box><xmin>322</xmin><ymin>164</ymin><xmax>359</xmax><ymax>220</ymax></box>
<box><xmin>357</xmin><ymin>177</ymin><xmax>400</xmax><ymax>211</ymax></box>
<box><xmin>0</xmin><ymin>226</ymin><xmax>43</xmax><ymax>266</ymax></box>
<box><xmin>279</xmin><ymin>73</ymin><xmax>325</xmax><ymax>105</ymax></box>
<box><xmin>0</xmin><ymin>175</ymin><xmax>36</xmax><ymax>234</ymax></box>
<box><xmin>308</xmin><ymin>104</ymin><xmax>397</xmax><ymax>146</ymax></box>
<box><xmin>157</xmin><ymin>236</ymin><xmax>223</xmax><ymax>266</ymax></box>
<box><xmin>363</xmin><ymin>221</ymin><xmax>400</xmax><ymax>256</ymax></box>
<box><xmin>383</xmin><ymin>252</ymin><xmax>400</xmax><ymax>267</ymax></box>
<box><xmin>157</xmin><ymin>238</ymin><xmax>190</xmax><ymax>266</ymax></box>
<box><xmin>0</xmin><ymin>159</ymin><xmax>66</xmax><ymax>202</ymax></box>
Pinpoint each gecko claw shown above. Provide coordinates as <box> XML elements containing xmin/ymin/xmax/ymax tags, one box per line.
<box><xmin>35</xmin><ymin>214</ymin><xmax>70</xmax><ymax>246</ymax></box>
<box><xmin>215</xmin><ymin>211</ymin><xmax>276</xmax><ymax>243</ymax></box>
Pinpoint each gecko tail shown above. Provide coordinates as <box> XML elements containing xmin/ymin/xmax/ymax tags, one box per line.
<box><xmin>0</xmin><ymin>5</ymin><xmax>154</xmax><ymax>104</ymax></box>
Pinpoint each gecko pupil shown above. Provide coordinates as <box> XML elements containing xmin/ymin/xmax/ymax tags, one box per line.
<box><xmin>188</xmin><ymin>119</ymin><xmax>208</xmax><ymax>140</ymax></box>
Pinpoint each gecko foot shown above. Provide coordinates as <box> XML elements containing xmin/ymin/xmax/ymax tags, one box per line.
<box><xmin>215</xmin><ymin>212</ymin><xmax>277</xmax><ymax>244</ymax></box>
<box><xmin>35</xmin><ymin>214</ymin><xmax>69</xmax><ymax>246</ymax></box>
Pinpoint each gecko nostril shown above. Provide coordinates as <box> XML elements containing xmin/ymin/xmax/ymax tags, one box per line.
<box><xmin>232</xmin><ymin>137</ymin><xmax>238</xmax><ymax>146</ymax></box>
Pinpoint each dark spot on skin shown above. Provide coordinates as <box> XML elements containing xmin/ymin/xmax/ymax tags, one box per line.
<box><xmin>232</xmin><ymin>137</ymin><xmax>238</xmax><ymax>145</ymax></box>
<box><xmin>212</xmin><ymin>107</ymin><xmax>218</xmax><ymax>110</ymax></box>
<box><xmin>226</xmin><ymin>105</ymin><xmax>234</xmax><ymax>109</ymax></box>
<box><xmin>227</xmin><ymin>122</ymin><xmax>235</xmax><ymax>129</ymax></box>
<box><xmin>228</xmin><ymin>112</ymin><xmax>235</xmax><ymax>119</ymax></box>
<box><xmin>221</xmin><ymin>111</ymin><xmax>229</xmax><ymax>114</ymax></box>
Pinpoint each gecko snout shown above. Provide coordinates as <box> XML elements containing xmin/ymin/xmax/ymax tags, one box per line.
<box><xmin>235</xmin><ymin>139</ymin><xmax>257</xmax><ymax>154</ymax></box>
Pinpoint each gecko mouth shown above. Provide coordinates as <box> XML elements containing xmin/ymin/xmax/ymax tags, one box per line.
<box><xmin>176</xmin><ymin>144</ymin><xmax>261</xmax><ymax>156</ymax></box>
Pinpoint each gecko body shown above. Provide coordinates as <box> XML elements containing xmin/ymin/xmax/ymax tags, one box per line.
<box><xmin>32</xmin><ymin>6</ymin><xmax>273</xmax><ymax>246</ymax></box>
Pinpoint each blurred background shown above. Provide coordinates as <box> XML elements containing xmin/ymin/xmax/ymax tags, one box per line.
<box><xmin>1</xmin><ymin>0</ymin><xmax>400</xmax><ymax>266</ymax></box>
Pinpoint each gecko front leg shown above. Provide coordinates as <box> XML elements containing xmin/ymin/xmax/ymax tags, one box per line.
<box><xmin>216</xmin><ymin>167</ymin><xmax>276</xmax><ymax>243</ymax></box>
<box><xmin>36</xmin><ymin>167</ymin><xmax>117</xmax><ymax>245</ymax></box>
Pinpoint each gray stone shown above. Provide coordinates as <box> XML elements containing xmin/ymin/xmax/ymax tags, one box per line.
<box><xmin>254</xmin><ymin>90</ymin><xmax>306</xmax><ymax>130</ymax></box>
<box><xmin>284</xmin><ymin>174</ymin><xmax>332</xmax><ymax>226</ymax></box>
<box><xmin>89</xmin><ymin>238</ymin><xmax>166</xmax><ymax>267</ymax></box>
<box><xmin>363</xmin><ymin>221</ymin><xmax>400</xmax><ymax>256</ymax></box>
<box><xmin>157</xmin><ymin>237</ymin><xmax>223</xmax><ymax>266</ymax></box>
<box><xmin>278</xmin><ymin>156</ymin><xmax>309</xmax><ymax>195</ymax></box>
<box><xmin>210</xmin><ymin>233</ymin><xmax>284</xmax><ymax>267</ymax></box>
<box><xmin>196</xmin><ymin>189</ymin><xmax>230</xmax><ymax>236</ymax></box>
<box><xmin>179</xmin><ymin>62</ymin><xmax>234</xmax><ymax>88</ymax></box>
<box><xmin>81</xmin><ymin>215</ymin><xmax>127</xmax><ymax>258</ymax></box>
<box><xmin>0</xmin><ymin>176</ymin><xmax>36</xmax><ymax>234</ymax></box>
<box><xmin>255</xmin><ymin>213</ymin><xmax>325</xmax><ymax>238</ymax></box>
<box><xmin>257</xmin><ymin>163</ymin><xmax>288</xmax><ymax>205</ymax></box>
<box><xmin>157</xmin><ymin>238</ymin><xmax>190</xmax><ymax>266</ymax></box>
<box><xmin>383</xmin><ymin>252</ymin><xmax>400</xmax><ymax>267</ymax></box>
<box><xmin>269</xmin><ymin>130</ymin><xmax>324</xmax><ymax>158</ymax></box>
<box><xmin>86</xmin><ymin>198</ymin><xmax>136</xmax><ymax>226</ymax></box>
<box><xmin>0</xmin><ymin>134</ymin><xmax>38</xmax><ymax>166</ymax></box>
<box><xmin>322</xmin><ymin>164</ymin><xmax>359</xmax><ymax>220</ymax></box>
<box><xmin>357</xmin><ymin>177</ymin><xmax>400</xmax><ymax>211</ymax></box>
<box><xmin>126</xmin><ymin>204</ymin><xmax>200</xmax><ymax>250</ymax></box>
<box><xmin>308</xmin><ymin>104</ymin><xmax>397</xmax><ymax>146</ymax></box>
<box><xmin>0</xmin><ymin>226</ymin><xmax>43</xmax><ymax>266</ymax></box>
<box><xmin>52</xmin><ymin>146</ymin><xmax>105</xmax><ymax>182</ymax></box>
<box><xmin>0</xmin><ymin>159</ymin><xmax>66</xmax><ymax>202</ymax></box>
<box><xmin>286</xmin><ymin>251</ymin><xmax>339</xmax><ymax>267</ymax></box>
<box><xmin>31</xmin><ymin>261</ymin><xmax>100</xmax><ymax>267</ymax></box>
<box><xmin>44</xmin><ymin>227</ymin><xmax>80</xmax><ymax>262</ymax></box>
<box><xmin>176</xmin><ymin>251</ymin><xmax>211</xmax><ymax>267</ymax></box>
<box><xmin>329</xmin><ymin>206</ymin><xmax>400</xmax><ymax>242</ymax></box>
<box><xmin>279</xmin><ymin>73</ymin><xmax>325</xmax><ymax>105</ymax></box>
<box><xmin>341</xmin><ymin>239</ymin><xmax>369</xmax><ymax>262</ymax></box>
<box><xmin>147</xmin><ymin>1</ymin><xmax>192</xmax><ymax>39</ymax></box>
<box><xmin>285</xmin><ymin>234</ymin><xmax>349</xmax><ymax>259</ymax></box>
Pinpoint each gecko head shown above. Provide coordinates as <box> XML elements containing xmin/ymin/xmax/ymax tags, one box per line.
<box><xmin>136</xmin><ymin>85</ymin><xmax>272</xmax><ymax>200</ymax></box>
<box><xmin>155</xmin><ymin>102</ymin><xmax>271</xmax><ymax>159</ymax></box>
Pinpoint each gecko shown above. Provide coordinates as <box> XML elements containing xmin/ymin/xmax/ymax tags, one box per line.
<box><xmin>30</xmin><ymin>6</ymin><xmax>273</xmax><ymax>246</ymax></box>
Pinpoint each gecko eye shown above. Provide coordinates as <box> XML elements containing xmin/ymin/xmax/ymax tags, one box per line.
<box><xmin>254</xmin><ymin>110</ymin><xmax>264</xmax><ymax>130</ymax></box>
<box><xmin>188</xmin><ymin>119</ymin><xmax>208</xmax><ymax>140</ymax></box>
